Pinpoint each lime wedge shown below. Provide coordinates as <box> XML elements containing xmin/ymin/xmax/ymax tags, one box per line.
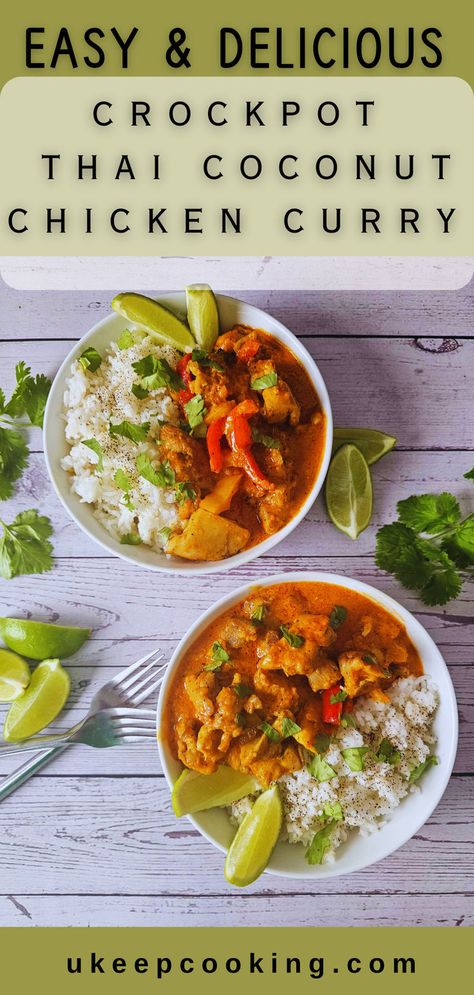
<box><xmin>4</xmin><ymin>659</ymin><xmax>70</xmax><ymax>742</ymax></box>
<box><xmin>0</xmin><ymin>617</ymin><xmax>90</xmax><ymax>660</ymax></box>
<box><xmin>333</xmin><ymin>428</ymin><xmax>396</xmax><ymax>465</ymax></box>
<box><xmin>224</xmin><ymin>784</ymin><xmax>282</xmax><ymax>887</ymax></box>
<box><xmin>172</xmin><ymin>766</ymin><xmax>260</xmax><ymax>817</ymax></box>
<box><xmin>112</xmin><ymin>293</ymin><xmax>194</xmax><ymax>351</ymax></box>
<box><xmin>326</xmin><ymin>443</ymin><xmax>373</xmax><ymax>540</ymax></box>
<box><xmin>0</xmin><ymin>649</ymin><xmax>31</xmax><ymax>703</ymax></box>
<box><xmin>185</xmin><ymin>284</ymin><xmax>220</xmax><ymax>351</ymax></box>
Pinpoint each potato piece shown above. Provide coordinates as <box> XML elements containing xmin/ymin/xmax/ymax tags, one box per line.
<box><xmin>166</xmin><ymin>508</ymin><xmax>250</xmax><ymax>561</ymax></box>
<box><xmin>200</xmin><ymin>473</ymin><xmax>243</xmax><ymax>514</ymax></box>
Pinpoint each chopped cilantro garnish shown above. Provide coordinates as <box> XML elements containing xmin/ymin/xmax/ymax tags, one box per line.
<box><xmin>234</xmin><ymin>683</ymin><xmax>253</xmax><ymax>698</ymax></box>
<box><xmin>117</xmin><ymin>329</ymin><xmax>135</xmax><ymax>350</ymax></box>
<box><xmin>330</xmin><ymin>689</ymin><xmax>348</xmax><ymax>704</ymax></box>
<box><xmin>314</xmin><ymin>732</ymin><xmax>332</xmax><ymax>753</ymax></box>
<box><xmin>212</xmin><ymin>641</ymin><xmax>230</xmax><ymax>663</ymax></box>
<box><xmin>280</xmin><ymin>717</ymin><xmax>301</xmax><ymax>738</ymax></box>
<box><xmin>159</xmin><ymin>527</ymin><xmax>172</xmax><ymax>544</ymax></box>
<box><xmin>305</xmin><ymin>821</ymin><xmax>335</xmax><ymax>865</ymax></box>
<box><xmin>120</xmin><ymin>533</ymin><xmax>142</xmax><ymax>546</ymax></box>
<box><xmin>307</xmin><ymin>753</ymin><xmax>337</xmax><ymax>782</ymax></box>
<box><xmin>329</xmin><ymin>605</ymin><xmax>347</xmax><ymax>630</ymax></box>
<box><xmin>250</xmin><ymin>603</ymin><xmax>266</xmax><ymax>624</ymax></box>
<box><xmin>132</xmin><ymin>355</ymin><xmax>184</xmax><ymax>392</ymax></box>
<box><xmin>251</xmin><ymin>372</ymin><xmax>278</xmax><ymax>391</ymax></box>
<box><xmin>376</xmin><ymin>738</ymin><xmax>401</xmax><ymax>765</ymax></box>
<box><xmin>251</xmin><ymin>428</ymin><xmax>281</xmax><ymax>450</ymax></box>
<box><xmin>409</xmin><ymin>755</ymin><xmax>438</xmax><ymax>784</ymax></box>
<box><xmin>78</xmin><ymin>347</ymin><xmax>102</xmax><ymax>372</ymax></box>
<box><xmin>175</xmin><ymin>481</ymin><xmax>197</xmax><ymax>505</ymax></box>
<box><xmin>260</xmin><ymin>721</ymin><xmax>281</xmax><ymax>743</ymax></box>
<box><xmin>342</xmin><ymin>747</ymin><xmax>371</xmax><ymax>772</ymax></box>
<box><xmin>109</xmin><ymin>420</ymin><xmax>150</xmax><ymax>444</ymax></box>
<box><xmin>191</xmin><ymin>349</ymin><xmax>224</xmax><ymax>372</ymax></box>
<box><xmin>136</xmin><ymin>453</ymin><xmax>175</xmax><ymax>488</ymax></box>
<box><xmin>113</xmin><ymin>469</ymin><xmax>134</xmax><ymax>510</ymax></box>
<box><xmin>184</xmin><ymin>394</ymin><xmax>207</xmax><ymax>430</ymax></box>
<box><xmin>280</xmin><ymin>624</ymin><xmax>305</xmax><ymax>648</ymax></box>
<box><xmin>82</xmin><ymin>438</ymin><xmax>104</xmax><ymax>473</ymax></box>
<box><xmin>131</xmin><ymin>383</ymin><xmax>149</xmax><ymax>400</ymax></box>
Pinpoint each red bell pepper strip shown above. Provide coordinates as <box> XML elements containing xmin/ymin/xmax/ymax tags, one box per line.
<box><xmin>237</xmin><ymin>449</ymin><xmax>274</xmax><ymax>491</ymax></box>
<box><xmin>206</xmin><ymin>416</ymin><xmax>227</xmax><ymax>473</ymax></box>
<box><xmin>225</xmin><ymin>413</ymin><xmax>252</xmax><ymax>451</ymax></box>
<box><xmin>177</xmin><ymin>353</ymin><xmax>192</xmax><ymax>385</ymax></box>
<box><xmin>322</xmin><ymin>683</ymin><xmax>346</xmax><ymax>725</ymax></box>
<box><xmin>237</xmin><ymin>337</ymin><xmax>260</xmax><ymax>364</ymax></box>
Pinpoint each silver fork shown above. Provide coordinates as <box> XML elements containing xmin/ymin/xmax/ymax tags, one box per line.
<box><xmin>0</xmin><ymin>706</ymin><xmax>157</xmax><ymax>754</ymax></box>
<box><xmin>0</xmin><ymin>647</ymin><xmax>167</xmax><ymax>799</ymax></box>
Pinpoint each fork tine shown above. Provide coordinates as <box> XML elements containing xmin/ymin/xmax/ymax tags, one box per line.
<box><xmin>112</xmin><ymin>649</ymin><xmax>164</xmax><ymax>688</ymax></box>
<box><xmin>117</xmin><ymin>655</ymin><xmax>164</xmax><ymax>694</ymax></box>
<box><xmin>119</xmin><ymin>731</ymin><xmax>157</xmax><ymax>742</ymax></box>
<box><xmin>112</xmin><ymin>708</ymin><xmax>156</xmax><ymax>719</ymax></box>
<box><xmin>112</xmin><ymin>717</ymin><xmax>156</xmax><ymax>729</ymax></box>
<box><xmin>127</xmin><ymin>672</ymin><xmax>167</xmax><ymax>706</ymax></box>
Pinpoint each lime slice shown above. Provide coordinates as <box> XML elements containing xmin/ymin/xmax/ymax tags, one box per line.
<box><xmin>0</xmin><ymin>617</ymin><xmax>90</xmax><ymax>660</ymax></box>
<box><xmin>111</xmin><ymin>293</ymin><xmax>194</xmax><ymax>351</ymax></box>
<box><xmin>0</xmin><ymin>649</ymin><xmax>31</xmax><ymax>702</ymax></box>
<box><xmin>332</xmin><ymin>428</ymin><xmax>396</xmax><ymax>465</ymax></box>
<box><xmin>224</xmin><ymin>784</ymin><xmax>282</xmax><ymax>887</ymax></box>
<box><xmin>4</xmin><ymin>659</ymin><xmax>70</xmax><ymax>742</ymax></box>
<box><xmin>326</xmin><ymin>444</ymin><xmax>373</xmax><ymax>540</ymax></box>
<box><xmin>172</xmin><ymin>765</ymin><xmax>260</xmax><ymax>817</ymax></box>
<box><xmin>185</xmin><ymin>284</ymin><xmax>220</xmax><ymax>351</ymax></box>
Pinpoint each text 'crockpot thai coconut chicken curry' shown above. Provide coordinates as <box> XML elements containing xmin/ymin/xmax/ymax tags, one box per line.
<box><xmin>166</xmin><ymin>582</ymin><xmax>423</xmax><ymax>787</ymax></box>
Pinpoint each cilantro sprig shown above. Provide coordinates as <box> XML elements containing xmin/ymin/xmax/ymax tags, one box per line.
<box><xmin>0</xmin><ymin>362</ymin><xmax>52</xmax><ymax>500</ymax></box>
<box><xmin>0</xmin><ymin>510</ymin><xmax>53</xmax><ymax>579</ymax></box>
<box><xmin>376</xmin><ymin>473</ymin><xmax>474</xmax><ymax>605</ymax></box>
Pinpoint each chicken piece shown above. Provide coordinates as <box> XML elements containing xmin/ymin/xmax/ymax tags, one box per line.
<box><xmin>338</xmin><ymin>650</ymin><xmax>390</xmax><ymax>698</ymax></box>
<box><xmin>253</xmin><ymin>667</ymin><xmax>300</xmax><ymax>713</ymax></box>
<box><xmin>159</xmin><ymin>425</ymin><xmax>214</xmax><ymax>492</ymax></box>
<box><xmin>220</xmin><ymin>616</ymin><xmax>258</xmax><ymax>649</ymax></box>
<box><xmin>260</xmin><ymin>613</ymin><xmax>335</xmax><ymax>677</ymax></box>
<box><xmin>249</xmin><ymin>357</ymin><xmax>277</xmax><ymax>383</ymax></box>
<box><xmin>257</xmin><ymin>444</ymin><xmax>287</xmax><ymax>483</ymax></box>
<box><xmin>183</xmin><ymin>671</ymin><xmax>218</xmax><ymax>723</ymax></box>
<box><xmin>262</xmin><ymin>381</ymin><xmax>301</xmax><ymax>426</ymax></box>
<box><xmin>215</xmin><ymin>326</ymin><xmax>253</xmax><ymax>352</ymax></box>
<box><xmin>258</xmin><ymin>485</ymin><xmax>292</xmax><ymax>535</ymax></box>
<box><xmin>166</xmin><ymin>508</ymin><xmax>250</xmax><ymax>561</ymax></box>
<box><xmin>294</xmin><ymin>696</ymin><xmax>324</xmax><ymax>753</ymax></box>
<box><xmin>250</xmin><ymin>743</ymin><xmax>302</xmax><ymax>787</ymax></box>
<box><xmin>307</xmin><ymin>659</ymin><xmax>341</xmax><ymax>693</ymax></box>
<box><xmin>175</xmin><ymin>715</ymin><xmax>218</xmax><ymax>774</ymax></box>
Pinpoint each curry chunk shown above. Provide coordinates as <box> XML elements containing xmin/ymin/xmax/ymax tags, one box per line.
<box><xmin>338</xmin><ymin>651</ymin><xmax>390</xmax><ymax>698</ymax></box>
<box><xmin>262</xmin><ymin>381</ymin><xmax>301</xmax><ymax>426</ymax></box>
<box><xmin>221</xmin><ymin>616</ymin><xmax>257</xmax><ymax>649</ymax></box>
<box><xmin>166</xmin><ymin>508</ymin><xmax>250</xmax><ymax>561</ymax></box>
<box><xmin>159</xmin><ymin>425</ymin><xmax>214</xmax><ymax>493</ymax></box>
<box><xmin>308</xmin><ymin>659</ymin><xmax>341</xmax><ymax>693</ymax></box>
<box><xmin>260</xmin><ymin>613</ymin><xmax>336</xmax><ymax>677</ymax></box>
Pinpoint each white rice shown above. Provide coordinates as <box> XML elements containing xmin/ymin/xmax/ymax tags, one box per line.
<box><xmin>230</xmin><ymin>676</ymin><xmax>439</xmax><ymax>863</ymax></box>
<box><xmin>61</xmin><ymin>333</ymin><xmax>181</xmax><ymax>549</ymax></box>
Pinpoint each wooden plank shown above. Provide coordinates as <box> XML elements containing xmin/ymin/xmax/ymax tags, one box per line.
<box><xmin>2</xmin><ymin>451</ymin><xmax>473</xmax><ymax>560</ymax></box>
<box><xmin>1</xmin><ymin>337</ymin><xmax>473</xmax><ymax>450</ymax></box>
<box><xmin>1</xmin><ymin>284</ymin><xmax>473</xmax><ymax>341</ymax></box>
<box><xmin>0</xmin><ymin>776</ymin><xmax>471</xmax><ymax>899</ymax></box>
<box><xmin>0</xmin><ymin>891</ymin><xmax>471</xmax><ymax>928</ymax></box>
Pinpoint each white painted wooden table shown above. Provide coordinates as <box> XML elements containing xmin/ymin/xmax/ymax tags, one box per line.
<box><xmin>0</xmin><ymin>278</ymin><xmax>473</xmax><ymax>927</ymax></box>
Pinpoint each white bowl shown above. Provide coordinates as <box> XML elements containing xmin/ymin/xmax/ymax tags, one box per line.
<box><xmin>157</xmin><ymin>572</ymin><xmax>458</xmax><ymax>879</ymax></box>
<box><xmin>44</xmin><ymin>294</ymin><xmax>332</xmax><ymax>575</ymax></box>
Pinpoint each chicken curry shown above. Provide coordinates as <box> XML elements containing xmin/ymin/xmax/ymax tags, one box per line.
<box><xmin>158</xmin><ymin>325</ymin><xmax>325</xmax><ymax>561</ymax></box>
<box><xmin>165</xmin><ymin>582</ymin><xmax>423</xmax><ymax>788</ymax></box>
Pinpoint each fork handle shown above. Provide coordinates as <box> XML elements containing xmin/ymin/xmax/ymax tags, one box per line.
<box><xmin>0</xmin><ymin>745</ymin><xmax>69</xmax><ymax>801</ymax></box>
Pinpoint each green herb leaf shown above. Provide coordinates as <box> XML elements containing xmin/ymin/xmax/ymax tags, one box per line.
<box><xmin>113</xmin><ymin>469</ymin><xmax>134</xmax><ymax>510</ymax></box>
<box><xmin>323</xmin><ymin>801</ymin><xmax>343</xmax><ymax>822</ymax></box>
<box><xmin>442</xmin><ymin>516</ymin><xmax>474</xmax><ymax>568</ymax></box>
<box><xmin>0</xmin><ymin>425</ymin><xmax>29</xmax><ymax>500</ymax></box>
<box><xmin>280</xmin><ymin>624</ymin><xmax>305</xmax><ymax>648</ymax></box>
<box><xmin>329</xmin><ymin>605</ymin><xmax>347</xmax><ymax>630</ymax></box>
<box><xmin>159</xmin><ymin>527</ymin><xmax>172</xmax><ymax>544</ymax></box>
<box><xmin>260</xmin><ymin>721</ymin><xmax>281</xmax><ymax>743</ymax></box>
<box><xmin>175</xmin><ymin>481</ymin><xmax>197</xmax><ymax>505</ymax></box>
<box><xmin>132</xmin><ymin>355</ymin><xmax>184</xmax><ymax>392</ymax></box>
<box><xmin>117</xmin><ymin>329</ymin><xmax>135</xmax><ymax>350</ymax></box>
<box><xmin>136</xmin><ymin>453</ymin><xmax>175</xmax><ymax>488</ymax></box>
<box><xmin>280</xmin><ymin>717</ymin><xmax>301</xmax><ymax>738</ymax></box>
<box><xmin>397</xmin><ymin>492</ymin><xmax>460</xmax><ymax>534</ymax></box>
<box><xmin>363</xmin><ymin>653</ymin><xmax>378</xmax><ymax>665</ymax></box>
<box><xmin>82</xmin><ymin>438</ymin><xmax>104</xmax><ymax>472</ymax></box>
<box><xmin>314</xmin><ymin>732</ymin><xmax>332</xmax><ymax>753</ymax></box>
<box><xmin>464</xmin><ymin>467</ymin><xmax>474</xmax><ymax>481</ymax></box>
<box><xmin>109</xmin><ymin>420</ymin><xmax>150</xmax><ymax>445</ymax></box>
<box><xmin>251</xmin><ymin>428</ymin><xmax>281</xmax><ymax>450</ymax></box>
<box><xmin>250</xmin><ymin>603</ymin><xmax>266</xmax><ymax>624</ymax></box>
<box><xmin>375</xmin><ymin>523</ymin><xmax>463</xmax><ymax>606</ymax></box>
<box><xmin>376</xmin><ymin>738</ymin><xmax>401</xmax><ymax>765</ymax></box>
<box><xmin>3</xmin><ymin>363</ymin><xmax>51</xmax><ymax>428</ymax></box>
<box><xmin>307</xmin><ymin>753</ymin><xmax>337</xmax><ymax>782</ymax></box>
<box><xmin>211</xmin><ymin>641</ymin><xmax>230</xmax><ymax>664</ymax></box>
<box><xmin>236</xmin><ymin>711</ymin><xmax>247</xmax><ymax>727</ymax></box>
<box><xmin>184</xmin><ymin>394</ymin><xmax>207</xmax><ymax>430</ymax></box>
<box><xmin>191</xmin><ymin>349</ymin><xmax>224</xmax><ymax>372</ymax></box>
<box><xmin>234</xmin><ymin>683</ymin><xmax>253</xmax><ymax>698</ymax></box>
<box><xmin>79</xmin><ymin>347</ymin><xmax>102</xmax><ymax>373</ymax></box>
<box><xmin>330</xmin><ymin>689</ymin><xmax>348</xmax><ymax>704</ymax></box>
<box><xmin>409</xmin><ymin>755</ymin><xmax>438</xmax><ymax>784</ymax></box>
<box><xmin>120</xmin><ymin>533</ymin><xmax>142</xmax><ymax>546</ymax></box>
<box><xmin>251</xmin><ymin>372</ymin><xmax>278</xmax><ymax>391</ymax></box>
<box><xmin>131</xmin><ymin>383</ymin><xmax>150</xmax><ymax>400</ymax></box>
<box><xmin>0</xmin><ymin>510</ymin><xmax>53</xmax><ymax>579</ymax></box>
<box><xmin>340</xmin><ymin>714</ymin><xmax>357</xmax><ymax>729</ymax></box>
<box><xmin>342</xmin><ymin>746</ymin><xmax>371</xmax><ymax>772</ymax></box>
<box><xmin>305</xmin><ymin>821</ymin><xmax>335</xmax><ymax>865</ymax></box>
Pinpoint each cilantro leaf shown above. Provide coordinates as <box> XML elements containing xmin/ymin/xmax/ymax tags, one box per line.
<box><xmin>280</xmin><ymin>624</ymin><xmax>305</xmax><ymax>648</ymax></box>
<box><xmin>132</xmin><ymin>355</ymin><xmax>184</xmax><ymax>392</ymax></box>
<box><xmin>211</xmin><ymin>641</ymin><xmax>229</xmax><ymax>663</ymax></box>
<box><xmin>397</xmin><ymin>493</ymin><xmax>460</xmax><ymax>534</ymax></box>
<box><xmin>234</xmin><ymin>683</ymin><xmax>253</xmax><ymax>698</ymax></box>
<box><xmin>184</xmin><ymin>394</ymin><xmax>207</xmax><ymax>430</ymax></box>
<box><xmin>251</xmin><ymin>428</ymin><xmax>281</xmax><ymax>450</ymax></box>
<box><xmin>340</xmin><ymin>714</ymin><xmax>357</xmax><ymax>729</ymax></box>
<box><xmin>117</xmin><ymin>329</ymin><xmax>135</xmax><ymax>350</ymax></box>
<box><xmin>409</xmin><ymin>755</ymin><xmax>438</xmax><ymax>784</ymax></box>
<box><xmin>314</xmin><ymin>732</ymin><xmax>332</xmax><ymax>753</ymax></box>
<box><xmin>120</xmin><ymin>533</ymin><xmax>142</xmax><ymax>546</ymax></box>
<box><xmin>0</xmin><ymin>510</ymin><xmax>53</xmax><ymax>579</ymax></box>
<box><xmin>419</xmin><ymin>549</ymin><xmax>462</xmax><ymax>606</ymax></box>
<box><xmin>307</xmin><ymin>753</ymin><xmax>337</xmax><ymax>782</ymax></box>
<box><xmin>323</xmin><ymin>801</ymin><xmax>343</xmax><ymax>822</ymax></box>
<box><xmin>342</xmin><ymin>746</ymin><xmax>371</xmax><ymax>772</ymax></box>
<box><xmin>260</xmin><ymin>721</ymin><xmax>281</xmax><ymax>743</ymax></box>
<box><xmin>376</xmin><ymin>738</ymin><xmax>401</xmax><ymax>765</ymax></box>
<box><xmin>175</xmin><ymin>481</ymin><xmax>197</xmax><ymax>505</ymax></box>
<box><xmin>305</xmin><ymin>822</ymin><xmax>335</xmax><ymax>865</ymax></box>
<box><xmin>131</xmin><ymin>383</ymin><xmax>149</xmax><ymax>400</ymax></box>
<box><xmin>3</xmin><ymin>363</ymin><xmax>51</xmax><ymax>428</ymax></box>
<box><xmin>113</xmin><ymin>469</ymin><xmax>134</xmax><ymax>510</ymax></box>
<box><xmin>82</xmin><ymin>438</ymin><xmax>104</xmax><ymax>472</ymax></box>
<box><xmin>136</xmin><ymin>453</ymin><xmax>176</xmax><ymax>488</ymax></box>
<box><xmin>159</xmin><ymin>526</ymin><xmax>172</xmax><ymax>544</ymax></box>
<box><xmin>2</xmin><ymin>362</ymin><xmax>32</xmax><ymax>418</ymax></box>
<box><xmin>79</xmin><ymin>347</ymin><xmax>102</xmax><ymax>373</ymax></box>
<box><xmin>442</xmin><ymin>516</ymin><xmax>474</xmax><ymax>568</ymax></box>
<box><xmin>329</xmin><ymin>605</ymin><xmax>348</xmax><ymax>630</ymax></box>
<box><xmin>250</xmin><ymin>602</ymin><xmax>266</xmax><ymax>624</ymax></box>
<box><xmin>280</xmin><ymin>717</ymin><xmax>301</xmax><ymax>738</ymax></box>
<box><xmin>464</xmin><ymin>467</ymin><xmax>474</xmax><ymax>481</ymax></box>
<box><xmin>251</xmin><ymin>372</ymin><xmax>278</xmax><ymax>391</ymax></box>
<box><xmin>191</xmin><ymin>349</ymin><xmax>224</xmax><ymax>372</ymax></box>
<box><xmin>330</xmin><ymin>689</ymin><xmax>348</xmax><ymax>704</ymax></box>
<box><xmin>0</xmin><ymin>425</ymin><xmax>29</xmax><ymax>500</ymax></box>
<box><xmin>109</xmin><ymin>420</ymin><xmax>150</xmax><ymax>444</ymax></box>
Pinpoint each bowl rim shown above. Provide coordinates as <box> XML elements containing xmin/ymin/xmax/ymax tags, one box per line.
<box><xmin>43</xmin><ymin>293</ymin><xmax>333</xmax><ymax>576</ymax></box>
<box><xmin>156</xmin><ymin>570</ymin><xmax>459</xmax><ymax>879</ymax></box>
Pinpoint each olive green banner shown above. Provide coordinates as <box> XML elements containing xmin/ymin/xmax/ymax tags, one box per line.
<box><xmin>0</xmin><ymin>0</ymin><xmax>473</xmax><ymax>87</ymax></box>
<box><xmin>0</xmin><ymin>926</ymin><xmax>470</xmax><ymax>993</ymax></box>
